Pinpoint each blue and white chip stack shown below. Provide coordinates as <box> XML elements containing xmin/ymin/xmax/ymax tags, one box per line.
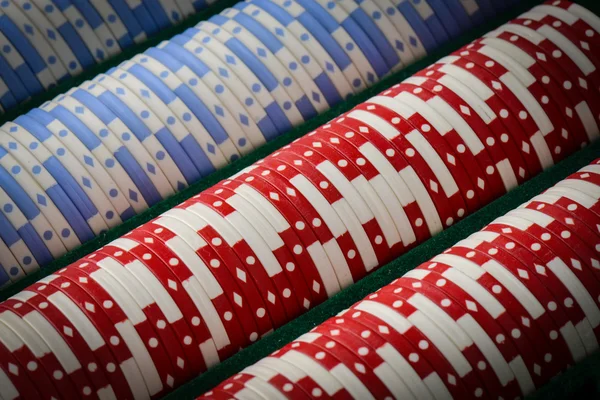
<box><xmin>0</xmin><ymin>0</ymin><xmax>215</xmax><ymax>113</ymax></box>
<box><xmin>0</xmin><ymin>0</ymin><xmax>510</xmax><ymax>287</ymax></box>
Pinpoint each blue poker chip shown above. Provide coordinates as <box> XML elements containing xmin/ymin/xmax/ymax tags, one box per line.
<box><xmin>0</xmin><ymin>81</ymin><xmax>17</xmax><ymax>110</ymax></box>
<box><xmin>70</xmin><ymin>0</ymin><xmax>120</xmax><ymax>52</ymax></box>
<box><xmin>162</xmin><ymin>38</ymin><xmax>278</xmax><ymax>145</ymax></box>
<box><xmin>0</xmin><ymin>209</ymin><xmax>35</xmax><ymax>272</ymax></box>
<box><xmin>459</xmin><ymin>0</ymin><xmax>484</xmax><ymax>25</ymax></box>
<box><xmin>393</xmin><ymin>0</ymin><xmax>437</xmax><ymax>53</ymax></box>
<box><xmin>141</xmin><ymin>47</ymin><xmax>237</xmax><ymax>153</ymax></box>
<box><xmin>9</xmin><ymin>117</ymin><xmax>93</xmax><ymax>243</ymax></box>
<box><xmin>0</xmin><ymin>31</ymin><xmax>42</xmax><ymax>97</ymax></box>
<box><xmin>66</xmin><ymin>88</ymin><xmax>165</xmax><ymax>206</ymax></box>
<box><xmin>0</xmin><ymin>159</ymin><xmax>53</xmax><ymax>266</ymax></box>
<box><xmin>0</xmin><ymin>141</ymin><xmax>91</xmax><ymax>248</ymax></box>
<box><xmin>112</xmin><ymin>64</ymin><xmax>217</xmax><ymax>176</ymax></box>
<box><xmin>142</xmin><ymin>0</ymin><xmax>179</xmax><ymax>29</ymax></box>
<box><xmin>106</xmin><ymin>0</ymin><xmax>146</xmax><ymax>43</ymax></box>
<box><xmin>93</xmin><ymin>73</ymin><xmax>202</xmax><ymax>185</ymax></box>
<box><xmin>430</xmin><ymin>0</ymin><xmax>470</xmax><ymax>36</ymax></box>
<box><xmin>236</xmin><ymin>0</ymin><xmax>343</xmax><ymax>106</ymax></box>
<box><xmin>0</xmin><ymin>14</ymin><xmax>47</xmax><ymax>94</ymax></box>
<box><xmin>248</xmin><ymin>0</ymin><xmax>358</xmax><ymax>94</ymax></box>
<box><xmin>183</xmin><ymin>26</ymin><xmax>294</xmax><ymax>133</ymax></box>
<box><xmin>39</xmin><ymin>1</ymin><xmax>96</xmax><ymax>69</ymax></box>
<box><xmin>10</xmin><ymin>119</ymin><xmax>104</xmax><ymax>232</ymax></box>
<box><xmin>341</xmin><ymin>1</ymin><xmax>400</xmax><ymax>71</ymax></box>
<box><xmin>130</xmin><ymin>1</ymin><xmax>159</xmax><ymax>35</ymax></box>
<box><xmin>409</xmin><ymin>0</ymin><xmax>451</xmax><ymax>43</ymax></box>
<box><xmin>474</xmin><ymin>0</ymin><xmax>496</xmax><ymax>18</ymax></box>
<box><xmin>209</xmin><ymin>13</ymin><xmax>318</xmax><ymax>120</ymax></box>
<box><xmin>295</xmin><ymin>0</ymin><xmax>389</xmax><ymax>79</ymax></box>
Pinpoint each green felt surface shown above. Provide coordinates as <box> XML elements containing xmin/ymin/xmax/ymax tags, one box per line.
<box><xmin>1</xmin><ymin>0</ymin><xmax>600</xmax><ymax>398</ymax></box>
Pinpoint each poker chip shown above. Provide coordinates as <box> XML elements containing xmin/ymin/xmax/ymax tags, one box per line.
<box><xmin>203</xmin><ymin>157</ymin><xmax>600</xmax><ymax>399</ymax></box>
<box><xmin>0</xmin><ymin>0</ymin><xmax>218</xmax><ymax>114</ymax></box>
<box><xmin>0</xmin><ymin>0</ymin><xmax>519</xmax><ymax>280</ymax></box>
<box><xmin>2</xmin><ymin>1</ymin><xmax>600</xmax><ymax>398</ymax></box>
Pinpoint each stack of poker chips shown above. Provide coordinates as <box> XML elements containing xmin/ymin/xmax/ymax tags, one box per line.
<box><xmin>0</xmin><ymin>0</ymin><xmax>516</xmax><ymax>287</ymax></box>
<box><xmin>199</xmin><ymin>159</ymin><xmax>600</xmax><ymax>400</ymax></box>
<box><xmin>0</xmin><ymin>1</ymin><xmax>599</xmax><ymax>398</ymax></box>
<box><xmin>0</xmin><ymin>0</ymin><xmax>217</xmax><ymax>113</ymax></box>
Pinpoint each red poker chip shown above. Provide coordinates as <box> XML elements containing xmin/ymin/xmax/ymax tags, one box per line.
<box><xmin>488</xmin><ymin>215</ymin><xmax>600</xmax><ymax>300</ymax></box>
<box><xmin>285</xmin><ymin>139</ymin><xmax>392</xmax><ymax>266</ymax></box>
<box><xmin>36</xmin><ymin>274</ymin><xmax>143</xmax><ymax>399</ymax></box>
<box><xmin>545</xmin><ymin>1</ymin><xmax>600</xmax><ymax>41</ymax></box>
<box><xmin>481</xmin><ymin>30</ymin><xmax>599</xmax><ymax>144</ymax></box>
<box><xmin>10</xmin><ymin>288</ymin><xmax>114</xmax><ymax>397</ymax></box>
<box><xmin>159</xmin><ymin>206</ymin><xmax>277</xmax><ymax>337</ymax></box>
<box><xmin>482</xmin><ymin>223</ymin><xmax>599</xmax><ymax>355</ymax></box>
<box><xmin>258</xmin><ymin>351</ymin><xmax>335</xmax><ymax>399</ymax></box>
<box><xmin>201</xmin><ymin>387</ymin><xmax>240</xmax><ymax>399</ymax></box>
<box><xmin>102</xmin><ymin>234</ymin><xmax>211</xmax><ymax>375</ymax></box>
<box><xmin>30</xmin><ymin>278</ymin><xmax>138</xmax><ymax>399</ymax></box>
<box><xmin>264</xmin><ymin>150</ymin><xmax>376</xmax><ymax>279</ymax></box>
<box><xmin>0</xmin><ymin>339</ymin><xmax>41</xmax><ymax>400</ymax></box>
<box><xmin>375</xmin><ymin>84</ymin><xmax>489</xmax><ymax>210</ymax></box>
<box><xmin>175</xmin><ymin>194</ymin><xmax>291</xmax><ymax>330</ymax></box>
<box><xmin>235</xmin><ymin>365</ymin><xmax>311</xmax><ymax>400</ymax></box>
<box><xmin>351</xmin><ymin>101</ymin><xmax>467</xmax><ymax>229</ymax></box>
<box><xmin>217</xmin><ymin>176</ymin><xmax>329</xmax><ymax>305</ymax></box>
<box><xmin>123</xmin><ymin>227</ymin><xmax>245</xmax><ymax>361</ymax></box>
<box><xmin>241</xmin><ymin>163</ymin><xmax>356</xmax><ymax>293</ymax></box>
<box><xmin>330</xmin><ymin>116</ymin><xmax>434</xmax><ymax>242</ymax></box>
<box><xmin>208</xmin><ymin>181</ymin><xmax>321</xmax><ymax>310</ymax></box>
<box><xmin>394</xmin><ymin>262</ymin><xmax>538</xmax><ymax>398</ymax></box>
<box><xmin>522</xmin><ymin>12</ymin><xmax>600</xmax><ymax>73</ymax></box>
<box><xmin>393</xmin><ymin>79</ymin><xmax>520</xmax><ymax>196</ymax></box>
<box><xmin>452</xmin><ymin>233</ymin><xmax>584</xmax><ymax>365</ymax></box>
<box><xmin>0</xmin><ymin>303</ymin><xmax>74</xmax><ymax>399</ymax></box>
<box><xmin>503</xmin><ymin>209</ymin><xmax>600</xmax><ymax>289</ymax></box>
<box><xmin>384</xmin><ymin>278</ymin><xmax>512</xmax><ymax>398</ymax></box>
<box><xmin>507</xmin><ymin>18</ymin><xmax>600</xmax><ymax>110</ymax></box>
<box><xmin>139</xmin><ymin>216</ymin><xmax>264</xmax><ymax>347</ymax></box>
<box><xmin>57</xmin><ymin>262</ymin><xmax>175</xmax><ymax>398</ymax></box>
<box><xmin>300</xmin><ymin>128</ymin><xmax>405</xmax><ymax>254</ymax></box>
<box><xmin>191</xmin><ymin>191</ymin><xmax>303</xmax><ymax>321</ymax></box>
<box><xmin>318</xmin><ymin>120</ymin><xmax>424</xmax><ymax>249</ymax></box>
<box><xmin>90</xmin><ymin>246</ymin><xmax>195</xmax><ymax>384</ymax></box>
<box><xmin>295</xmin><ymin>330</ymin><xmax>395</xmax><ymax>399</ymax></box>
<box><xmin>462</xmin><ymin>40</ymin><xmax>587</xmax><ymax>154</ymax></box>
<box><xmin>533</xmin><ymin>189</ymin><xmax>600</xmax><ymax>240</ymax></box>
<box><xmin>327</xmin><ymin>310</ymin><xmax>466</xmax><ymax>399</ymax></box>
<box><xmin>270</xmin><ymin>343</ymin><xmax>353</xmax><ymax>399</ymax></box>
<box><xmin>426</xmin><ymin>246</ymin><xmax>569</xmax><ymax>381</ymax></box>
<box><xmin>511</xmin><ymin>203</ymin><xmax>600</xmax><ymax>273</ymax></box>
<box><xmin>433</xmin><ymin>54</ymin><xmax>558</xmax><ymax>169</ymax></box>
<box><xmin>405</xmin><ymin>74</ymin><xmax>531</xmax><ymax>186</ymax></box>
<box><xmin>354</xmin><ymin>290</ymin><xmax>487</xmax><ymax>397</ymax></box>
<box><xmin>222</xmin><ymin>371</ymin><xmax>309</xmax><ymax>400</ymax></box>
<box><xmin>451</xmin><ymin>47</ymin><xmax>572</xmax><ymax>164</ymax></box>
<box><xmin>540</xmin><ymin>2</ymin><xmax>600</xmax><ymax>49</ymax></box>
<box><xmin>472</xmin><ymin>36</ymin><xmax>591</xmax><ymax>148</ymax></box>
<box><xmin>315</xmin><ymin>319</ymin><xmax>417</xmax><ymax>399</ymax></box>
<box><xmin>473</xmin><ymin>225</ymin><xmax>592</xmax><ymax>355</ymax></box>
<box><xmin>83</xmin><ymin>250</ymin><xmax>192</xmax><ymax>387</ymax></box>
<box><xmin>417</xmin><ymin>63</ymin><xmax>545</xmax><ymax>176</ymax></box>
<box><xmin>0</xmin><ymin>299</ymin><xmax>89</xmax><ymax>399</ymax></box>
<box><xmin>228</xmin><ymin>170</ymin><xmax>337</xmax><ymax>302</ymax></box>
<box><xmin>255</xmin><ymin>157</ymin><xmax>364</xmax><ymax>289</ymax></box>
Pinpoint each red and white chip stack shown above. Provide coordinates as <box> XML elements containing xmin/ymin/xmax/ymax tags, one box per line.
<box><xmin>1</xmin><ymin>1</ymin><xmax>600</xmax><ymax>399</ymax></box>
<box><xmin>199</xmin><ymin>159</ymin><xmax>600</xmax><ymax>400</ymax></box>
